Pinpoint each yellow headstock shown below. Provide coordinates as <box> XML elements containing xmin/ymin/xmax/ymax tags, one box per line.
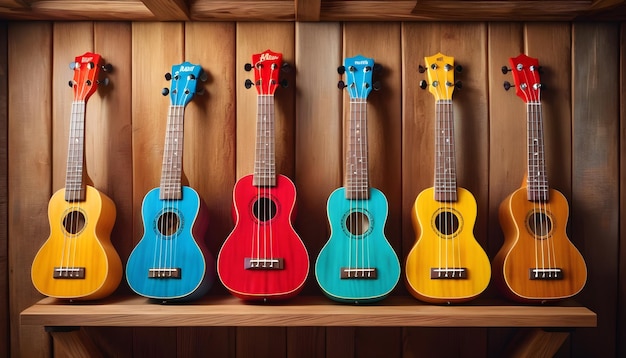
<box><xmin>424</xmin><ymin>52</ymin><xmax>456</xmax><ymax>101</ymax></box>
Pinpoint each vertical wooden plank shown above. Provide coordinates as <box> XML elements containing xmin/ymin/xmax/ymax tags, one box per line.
<box><xmin>571</xmin><ymin>22</ymin><xmax>619</xmax><ymax>358</ymax></box>
<box><xmin>0</xmin><ymin>20</ymin><xmax>8</xmax><ymax>358</ymax></box>
<box><xmin>619</xmin><ymin>22</ymin><xmax>626</xmax><ymax>358</ymax></box>
<box><xmin>401</xmin><ymin>22</ymin><xmax>488</xmax><ymax>358</ymax></box>
<box><xmin>131</xmin><ymin>21</ymin><xmax>184</xmax><ymax>358</ymax></box>
<box><xmin>486</xmin><ymin>22</ymin><xmax>524</xmax><ymax>357</ymax></box>
<box><xmin>234</xmin><ymin>22</ymin><xmax>294</xmax><ymax>358</ymax></box>
<box><xmin>81</xmin><ymin>22</ymin><xmax>134</xmax><ymax>358</ymax></box>
<box><xmin>342</xmin><ymin>22</ymin><xmax>402</xmax><ymax>358</ymax></box>
<box><xmin>52</xmin><ymin>23</ymin><xmax>94</xmax><ymax>191</ymax></box>
<box><xmin>326</xmin><ymin>327</ymin><xmax>354</xmax><ymax>358</ymax></box>
<box><xmin>179</xmin><ymin>21</ymin><xmax>238</xmax><ymax>357</ymax></box>
<box><xmin>524</xmin><ymin>24</ymin><xmax>572</xmax><ymax>197</ymax></box>
<box><xmin>8</xmin><ymin>21</ymin><xmax>53</xmax><ymax>358</ymax></box>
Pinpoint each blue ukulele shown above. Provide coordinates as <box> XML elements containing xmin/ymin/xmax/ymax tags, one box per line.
<box><xmin>126</xmin><ymin>62</ymin><xmax>215</xmax><ymax>301</ymax></box>
<box><xmin>315</xmin><ymin>55</ymin><xmax>400</xmax><ymax>303</ymax></box>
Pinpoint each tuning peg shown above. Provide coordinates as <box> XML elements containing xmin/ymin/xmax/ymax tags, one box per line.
<box><xmin>281</xmin><ymin>62</ymin><xmax>291</xmax><ymax>72</ymax></box>
<box><xmin>501</xmin><ymin>66</ymin><xmax>511</xmax><ymax>74</ymax></box>
<box><xmin>68</xmin><ymin>80</ymin><xmax>74</xmax><ymax>88</ymax></box>
<box><xmin>455</xmin><ymin>65</ymin><xmax>463</xmax><ymax>73</ymax></box>
<box><xmin>338</xmin><ymin>80</ymin><xmax>346</xmax><ymax>90</ymax></box>
<box><xmin>165</xmin><ymin>72</ymin><xmax>172</xmax><ymax>81</ymax></box>
<box><xmin>337</xmin><ymin>66</ymin><xmax>345</xmax><ymax>75</ymax></box>
<box><xmin>373</xmin><ymin>63</ymin><xmax>383</xmax><ymax>73</ymax></box>
<box><xmin>199</xmin><ymin>71</ymin><xmax>208</xmax><ymax>82</ymax></box>
<box><xmin>538</xmin><ymin>66</ymin><xmax>544</xmax><ymax>74</ymax></box>
<box><xmin>503</xmin><ymin>81</ymin><xmax>513</xmax><ymax>91</ymax></box>
<box><xmin>444</xmin><ymin>64</ymin><xmax>453</xmax><ymax>72</ymax></box>
<box><xmin>244</xmin><ymin>63</ymin><xmax>253</xmax><ymax>72</ymax></box>
<box><xmin>196</xmin><ymin>88</ymin><xmax>205</xmax><ymax>96</ymax></box>
<box><xmin>279</xmin><ymin>79</ymin><xmax>288</xmax><ymax>88</ymax></box>
<box><xmin>418</xmin><ymin>65</ymin><xmax>426</xmax><ymax>73</ymax></box>
<box><xmin>69</xmin><ymin>62</ymin><xmax>78</xmax><ymax>70</ymax></box>
<box><xmin>162</xmin><ymin>88</ymin><xmax>169</xmax><ymax>96</ymax></box>
<box><xmin>348</xmin><ymin>66</ymin><xmax>356</xmax><ymax>72</ymax></box>
<box><xmin>101</xmin><ymin>63</ymin><xmax>113</xmax><ymax>73</ymax></box>
<box><xmin>97</xmin><ymin>78</ymin><xmax>110</xmax><ymax>86</ymax></box>
<box><xmin>245</xmin><ymin>79</ymin><xmax>254</xmax><ymax>89</ymax></box>
<box><xmin>419</xmin><ymin>80</ymin><xmax>428</xmax><ymax>90</ymax></box>
<box><xmin>454</xmin><ymin>80</ymin><xmax>462</xmax><ymax>90</ymax></box>
<box><xmin>373</xmin><ymin>81</ymin><xmax>381</xmax><ymax>91</ymax></box>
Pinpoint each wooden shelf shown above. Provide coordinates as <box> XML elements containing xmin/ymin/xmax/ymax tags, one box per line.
<box><xmin>20</xmin><ymin>295</ymin><xmax>596</xmax><ymax>328</ymax></box>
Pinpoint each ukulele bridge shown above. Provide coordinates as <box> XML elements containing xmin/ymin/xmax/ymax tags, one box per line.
<box><xmin>340</xmin><ymin>268</ymin><xmax>378</xmax><ymax>279</ymax></box>
<box><xmin>148</xmin><ymin>268</ymin><xmax>181</xmax><ymax>278</ymax></box>
<box><xmin>53</xmin><ymin>267</ymin><xmax>85</xmax><ymax>279</ymax></box>
<box><xmin>529</xmin><ymin>268</ymin><xmax>563</xmax><ymax>280</ymax></box>
<box><xmin>430</xmin><ymin>268</ymin><xmax>468</xmax><ymax>279</ymax></box>
<box><xmin>245</xmin><ymin>258</ymin><xmax>284</xmax><ymax>270</ymax></box>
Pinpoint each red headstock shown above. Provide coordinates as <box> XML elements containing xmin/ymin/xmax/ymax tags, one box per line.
<box><xmin>250</xmin><ymin>49</ymin><xmax>283</xmax><ymax>96</ymax></box>
<box><xmin>70</xmin><ymin>52</ymin><xmax>105</xmax><ymax>102</ymax></box>
<box><xmin>508</xmin><ymin>54</ymin><xmax>542</xmax><ymax>103</ymax></box>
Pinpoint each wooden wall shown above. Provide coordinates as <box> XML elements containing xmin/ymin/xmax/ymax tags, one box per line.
<box><xmin>1</xmin><ymin>21</ymin><xmax>624</xmax><ymax>357</ymax></box>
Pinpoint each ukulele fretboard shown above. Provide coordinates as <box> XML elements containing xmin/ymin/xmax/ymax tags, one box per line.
<box><xmin>65</xmin><ymin>100</ymin><xmax>86</xmax><ymax>201</ymax></box>
<box><xmin>345</xmin><ymin>98</ymin><xmax>369</xmax><ymax>200</ymax></box>
<box><xmin>434</xmin><ymin>100</ymin><xmax>457</xmax><ymax>202</ymax></box>
<box><xmin>159</xmin><ymin>105</ymin><xmax>184</xmax><ymax>200</ymax></box>
<box><xmin>253</xmin><ymin>94</ymin><xmax>276</xmax><ymax>187</ymax></box>
<box><xmin>526</xmin><ymin>102</ymin><xmax>549</xmax><ymax>202</ymax></box>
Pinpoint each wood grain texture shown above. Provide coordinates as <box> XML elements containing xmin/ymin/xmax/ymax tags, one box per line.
<box><xmin>571</xmin><ymin>22</ymin><xmax>619</xmax><ymax>358</ymax></box>
<box><xmin>0</xmin><ymin>21</ymin><xmax>7</xmax><ymax>358</ymax></box>
<box><xmin>8</xmin><ymin>21</ymin><xmax>52</xmax><ymax>358</ymax></box>
<box><xmin>619</xmin><ymin>22</ymin><xmax>626</xmax><ymax>358</ymax></box>
<box><xmin>140</xmin><ymin>0</ymin><xmax>189</xmax><ymax>20</ymax></box>
<box><xmin>20</xmin><ymin>295</ymin><xmax>597</xmax><ymax>327</ymax></box>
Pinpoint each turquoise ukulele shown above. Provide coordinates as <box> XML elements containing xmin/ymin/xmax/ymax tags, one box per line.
<box><xmin>315</xmin><ymin>55</ymin><xmax>400</xmax><ymax>303</ymax></box>
<box><xmin>126</xmin><ymin>62</ymin><xmax>215</xmax><ymax>301</ymax></box>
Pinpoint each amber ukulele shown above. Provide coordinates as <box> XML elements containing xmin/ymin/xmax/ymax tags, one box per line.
<box><xmin>405</xmin><ymin>53</ymin><xmax>491</xmax><ymax>303</ymax></box>
<box><xmin>31</xmin><ymin>52</ymin><xmax>122</xmax><ymax>300</ymax></box>
<box><xmin>493</xmin><ymin>54</ymin><xmax>587</xmax><ymax>302</ymax></box>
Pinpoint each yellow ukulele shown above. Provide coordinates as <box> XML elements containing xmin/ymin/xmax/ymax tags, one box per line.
<box><xmin>405</xmin><ymin>53</ymin><xmax>491</xmax><ymax>304</ymax></box>
<box><xmin>493</xmin><ymin>54</ymin><xmax>587</xmax><ymax>302</ymax></box>
<box><xmin>31</xmin><ymin>52</ymin><xmax>122</xmax><ymax>300</ymax></box>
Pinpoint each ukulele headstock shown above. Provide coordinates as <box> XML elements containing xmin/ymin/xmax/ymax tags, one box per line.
<box><xmin>164</xmin><ymin>62</ymin><xmax>205</xmax><ymax>107</ymax></box>
<box><xmin>422</xmin><ymin>52</ymin><xmax>460</xmax><ymax>101</ymax></box>
<box><xmin>338</xmin><ymin>55</ymin><xmax>381</xmax><ymax>100</ymax></box>
<box><xmin>246</xmin><ymin>49</ymin><xmax>286</xmax><ymax>96</ymax></box>
<box><xmin>69</xmin><ymin>52</ymin><xmax>111</xmax><ymax>102</ymax></box>
<box><xmin>504</xmin><ymin>54</ymin><xmax>542</xmax><ymax>103</ymax></box>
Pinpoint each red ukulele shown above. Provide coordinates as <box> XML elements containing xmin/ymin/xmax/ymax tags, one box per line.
<box><xmin>217</xmin><ymin>50</ymin><xmax>309</xmax><ymax>301</ymax></box>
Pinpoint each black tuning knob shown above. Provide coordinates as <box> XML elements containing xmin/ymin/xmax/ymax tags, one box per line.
<box><xmin>338</xmin><ymin>80</ymin><xmax>346</xmax><ymax>90</ymax></box>
<box><xmin>281</xmin><ymin>62</ymin><xmax>291</xmax><ymax>72</ymax></box>
<box><xmin>101</xmin><ymin>63</ymin><xmax>113</xmax><ymax>73</ymax></box>
<box><xmin>503</xmin><ymin>81</ymin><xmax>513</xmax><ymax>91</ymax></box>
<box><xmin>418</xmin><ymin>65</ymin><xmax>426</xmax><ymax>73</ymax></box>
<box><xmin>97</xmin><ymin>78</ymin><xmax>110</xmax><ymax>86</ymax></box>
<box><xmin>337</xmin><ymin>66</ymin><xmax>345</xmax><ymax>75</ymax></box>
<box><xmin>245</xmin><ymin>79</ymin><xmax>254</xmax><ymax>89</ymax></box>
<box><xmin>455</xmin><ymin>65</ymin><xmax>463</xmax><ymax>73</ymax></box>
<box><xmin>68</xmin><ymin>80</ymin><xmax>74</xmax><ymax>88</ymax></box>
<box><xmin>373</xmin><ymin>63</ymin><xmax>383</xmax><ymax>73</ymax></box>
<box><xmin>165</xmin><ymin>72</ymin><xmax>172</xmax><ymax>81</ymax></box>
<box><xmin>162</xmin><ymin>88</ymin><xmax>169</xmax><ymax>96</ymax></box>
<box><xmin>501</xmin><ymin>66</ymin><xmax>511</xmax><ymax>74</ymax></box>
<box><xmin>419</xmin><ymin>80</ymin><xmax>428</xmax><ymax>90</ymax></box>
<box><xmin>244</xmin><ymin>63</ymin><xmax>253</xmax><ymax>72</ymax></box>
<box><xmin>454</xmin><ymin>80</ymin><xmax>462</xmax><ymax>90</ymax></box>
<box><xmin>199</xmin><ymin>71</ymin><xmax>208</xmax><ymax>82</ymax></box>
<box><xmin>280</xmin><ymin>79</ymin><xmax>288</xmax><ymax>88</ymax></box>
<box><xmin>373</xmin><ymin>81</ymin><xmax>381</xmax><ymax>91</ymax></box>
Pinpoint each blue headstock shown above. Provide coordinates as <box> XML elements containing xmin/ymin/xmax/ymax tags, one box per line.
<box><xmin>167</xmin><ymin>61</ymin><xmax>204</xmax><ymax>107</ymax></box>
<box><xmin>340</xmin><ymin>55</ymin><xmax>375</xmax><ymax>100</ymax></box>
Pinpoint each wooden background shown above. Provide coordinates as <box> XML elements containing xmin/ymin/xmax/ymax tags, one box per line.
<box><xmin>0</xmin><ymin>21</ymin><xmax>624</xmax><ymax>357</ymax></box>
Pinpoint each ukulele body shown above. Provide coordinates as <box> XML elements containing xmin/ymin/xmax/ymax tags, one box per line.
<box><xmin>126</xmin><ymin>185</ymin><xmax>214</xmax><ymax>301</ymax></box>
<box><xmin>31</xmin><ymin>185</ymin><xmax>122</xmax><ymax>300</ymax></box>
<box><xmin>217</xmin><ymin>174</ymin><xmax>308</xmax><ymax>300</ymax></box>
<box><xmin>406</xmin><ymin>187</ymin><xmax>491</xmax><ymax>303</ymax></box>
<box><xmin>494</xmin><ymin>187</ymin><xmax>587</xmax><ymax>301</ymax></box>
<box><xmin>315</xmin><ymin>187</ymin><xmax>400</xmax><ymax>303</ymax></box>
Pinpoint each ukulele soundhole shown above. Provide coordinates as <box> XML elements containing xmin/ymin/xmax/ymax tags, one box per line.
<box><xmin>526</xmin><ymin>211</ymin><xmax>553</xmax><ymax>238</ymax></box>
<box><xmin>157</xmin><ymin>211</ymin><xmax>180</xmax><ymax>236</ymax></box>
<box><xmin>345</xmin><ymin>211</ymin><xmax>370</xmax><ymax>236</ymax></box>
<box><xmin>253</xmin><ymin>197</ymin><xmax>277</xmax><ymax>222</ymax></box>
<box><xmin>63</xmin><ymin>210</ymin><xmax>86</xmax><ymax>235</ymax></box>
<box><xmin>434</xmin><ymin>211</ymin><xmax>459</xmax><ymax>236</ymax></box>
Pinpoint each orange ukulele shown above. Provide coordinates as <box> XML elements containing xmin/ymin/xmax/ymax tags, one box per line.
<box><xmin>405</xmin><ymin>53</ymin><xmax>491</xmax><ymax>303</ymax></box>
<box><xmin>31</xmin><ymin>52</ymin><xmax>122</xmax><ymax>300</ymax></box>
<box><xmin>493</xmin><ymin>54</ymin><xmax>587</xmax><ymax>302</ymax></box>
